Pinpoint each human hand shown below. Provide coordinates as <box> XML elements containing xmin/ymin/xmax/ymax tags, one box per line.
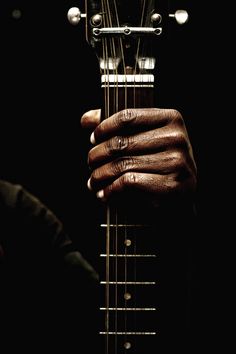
<box><xmin>81</xmin><ymin>108</ymin><xmax>197</xmax><ymax>206</ymax></box>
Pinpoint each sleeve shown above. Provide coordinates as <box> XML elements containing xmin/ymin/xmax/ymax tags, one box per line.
<box><xmin>1</xmin><ymin>179</ymin><xmax>99</xmax><ymax>352</ymax></box>
<box><xmin>0</xmin><ymin>179</ymin><xmax>98</xmax><ymax>282</ymax></box>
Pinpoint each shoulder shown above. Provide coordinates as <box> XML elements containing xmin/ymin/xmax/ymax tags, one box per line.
<box><xmin>0</xmin><ymin>179</ymin><xmax>63</xmax><ymax>252</ymax></box>
<box><xmin>0</xmin><ymin>179</ymin><xmax>60</xmax><ymax>228</ymax></box>
<box><xmin>0</xmin><ymin>179</ymin><xmax>23</xmax><ymax>209</ymax></box>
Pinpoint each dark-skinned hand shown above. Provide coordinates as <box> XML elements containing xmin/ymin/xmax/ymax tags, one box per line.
<box><xmin>81</xmin><ymin>108</ymin><xmax>197</xmax><ymax>206</ymax></box>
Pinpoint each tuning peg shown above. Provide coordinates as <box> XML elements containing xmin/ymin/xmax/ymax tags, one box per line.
<box><xmin>67</xmin><ymin>7</ymin><xmax>86</xmax><ymax>25</ymax></box>
<box><xmin>169</xmin><ymin>10</ymin><xmax>189</xmax><ymax>25</ymax></box>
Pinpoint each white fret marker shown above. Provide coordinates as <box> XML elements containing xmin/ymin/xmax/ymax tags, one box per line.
<box><xmin>124</xmin><ymin>342</ymin><xmax>131</xmax><ymax>349</ymax></box>
<box><xmin>125</xmin><ymin>239</ymin><xmax>132</xmax><ymax>246</ymax></box>
<box><xmin>124</xmin><ymin>292</ymin><xmax>131</xmax><ymax>300</ymax></box>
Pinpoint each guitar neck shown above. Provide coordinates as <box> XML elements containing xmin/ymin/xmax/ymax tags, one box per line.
<box><xmin>99</xmin><ymin>63</ymin><xmax>159</xmax><ymax>351</ymax></box>
<box><xmin>84</xmin><ymin>1</ymin><xmax>166</xmax><ymax>352</ymax></box>
<box><xmin>96</xmin><ymin>12</ymin><xmax>162</xmax><ymax>352</ymax></box>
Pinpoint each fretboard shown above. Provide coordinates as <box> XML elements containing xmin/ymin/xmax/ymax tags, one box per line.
<box><xmin>99</xmin><ymin>200</ymin><xmax>159</xmax><ymax>353</ymax></box>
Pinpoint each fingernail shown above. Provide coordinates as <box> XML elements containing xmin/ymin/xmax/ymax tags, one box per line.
<box><xmin>90</xmin><ymin>132</ymin><xmax>96</xmax><ymax>145</ymax></box>
<box><xmin>96</xmin><ymin>189</ymin><xmax>105</xmax><ymax>200</ymax></box>
<box><xmin>87</xmin><ymin>178</ymin><xmax>92</xmax><ymax>191</ymax></box>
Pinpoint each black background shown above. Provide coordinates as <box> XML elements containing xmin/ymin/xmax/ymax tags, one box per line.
<box><xmin>0</xmin><ymin>0</ymin><xmax>229</xmax><ymax>351</ymax></box>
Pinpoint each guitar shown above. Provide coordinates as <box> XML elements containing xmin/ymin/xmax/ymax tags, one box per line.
<box><xmin>68</xmin><ymin>1</ymin><xmax>189</xmax><ymax>352</ymax></box>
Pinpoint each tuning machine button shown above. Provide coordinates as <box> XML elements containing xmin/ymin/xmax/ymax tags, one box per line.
<box><xmin>67</xmin><ymin>7</ymin><xmax>86</xmax><ymax>25</ymax></box>
<box><xmin>169</xmin><ymin>10</ymin><xmax>189</xmax><ymax>25</ymax></box>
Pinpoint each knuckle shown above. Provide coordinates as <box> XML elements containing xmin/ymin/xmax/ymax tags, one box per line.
<box><xmin>171</xmin><ymin>151</ymin><xmax>186</xmax><ymax>170</ymax></box>
<box><xmin>164</xmin><ymin>110</ymin><xmax>189</xmax><ymax>149</ymax></box>
<box><xmin>113</xmin><ymin>157</ymin><xmax>135</xmax><ymax>174</ymax></box>
<box><xmin>169</xmin><ymin>109</ymin><xmax>187</xmax><ymax>130</ymax></box>
<box><xmin>122</xmin><ymin>172</ymin><xmax>137</xmax><ymax>187</ymax></box>
<box><xmin>169</xmin><ymin>109</ymin><xmax>184</xmax><ymax>124</ymax></box>
<box><xmin>166</xmin><ymin>175</ymin><xmax>181</xmax><ymax>192</ymax></box>
<box><xmin>173</xmin><ymin>130</ymin><xmax>189</xmax><ymax>149</ymax></box>
<box><xmin>112</xmin><ymin>172</ymin><xmax>137</xmax><ymax>192</ymax></box>
<box><xmin>116</xmin><ymin>109</ymin><xmax>137</xmax><ymax>127</ymax></box>
<box><xmin>107</xmin><ymin>136</ymin><xmax>129</xmax><ymax>154</ymax></box>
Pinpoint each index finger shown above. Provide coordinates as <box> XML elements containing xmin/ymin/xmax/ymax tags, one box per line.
<box><xmin>93</xmin><ymin>108</ymin><xmax>179</xmax><ymax>143</ymax></box>
<box><xmin>81</xmin><ymin>109</ymin><xmax>101</xmax><ymax>129</ymax></box>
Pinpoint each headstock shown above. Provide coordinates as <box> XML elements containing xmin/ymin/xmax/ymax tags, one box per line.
<box><xmin>67</xmin><ymin>1</ymin><xmax>188</xmax><ymax>77</ymax></box>
<box><xmin>87</xmin><ymin>0</ymin><xmax>162</xmax><ymax>77</ymax></box>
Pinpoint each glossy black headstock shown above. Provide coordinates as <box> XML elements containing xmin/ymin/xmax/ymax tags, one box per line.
<box><xmin>84</xmin><ymin>0</ymin><xmax>165</xmax><ymax>75</ymax></box>
<box><xmin>67</xmin><ymin>1</ymin><xmax>188</xmax><ymax>77</ymax></box>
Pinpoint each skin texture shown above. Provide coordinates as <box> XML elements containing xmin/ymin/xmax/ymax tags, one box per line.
<box><xmin>81</xmin><ymin>108</ymin><xmax>197</xmax><ymax>205</ymax></box>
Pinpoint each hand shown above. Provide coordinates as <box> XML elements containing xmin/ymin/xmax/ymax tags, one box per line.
<box><xmin>81</xmin><ymin>108</ymin><xmax>197</xmax><ymax>206</ymax></box>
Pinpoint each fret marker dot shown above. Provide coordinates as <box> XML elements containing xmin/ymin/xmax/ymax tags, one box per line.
<box><xmin>124</xmin><ymin>342</ymin><xmax>131</xmax><ymax>349</ymax></box>
<box><xmin>124</xmin><ymin>292</ymin><xmax>131</xmax><ymax>300</ymax></box>
<box><xmin>12</xmin><ymin>9</ymin><xmax>22</xmax><ymax>19</ymax></box>
<box><xmin>125</xmin><ymin>239</ymin><xmax>131</xmax><ymax>247</ymax></box>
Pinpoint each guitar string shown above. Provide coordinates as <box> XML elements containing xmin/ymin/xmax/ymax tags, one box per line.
<box><xmin>131</xmin><ymin>1</ymin><xmax>148</xmax><ymax>347</ymax></box>
<box><xmin>114</xmin><ymin>14</ymin><xmax>120</xmax><ymax>354</ymax></box>
<box><xmin>108</xmin><ymin>1</ymin><xmax>127</xmax><ymax>352</ymax></box>
<box><xmin>111</xmin><ymin>2</ymin><xmax>119</xmax><ymax>352</ymax></box>
<box><xmin>101</xmin><ymin>3</ymin><xmax>110</xmax><ymax>354</ymax></box>
<box><xmin>108</xmin><ymin>3</ymin><xmax>119</xmax><ymax>353</ymax></box>
<box><xmin>103</xmin><ymin>1</ymin><xmax>120</xmax><ymax>353</ymax></box>
<box><xmin>113</xmin><ymin>1</ymin><xmax>128</xmax><ymax>350</ymax></box>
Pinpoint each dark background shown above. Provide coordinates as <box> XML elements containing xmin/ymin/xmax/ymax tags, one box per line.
<box><xmin>0</xmin><ymin>0</ymin><xmax>202</xmax><ymax>266</ymax></box>
<box><xmin>0</xmin><ymin>0</ymin><xmax>228</xmax><ymax>351</ymax></box>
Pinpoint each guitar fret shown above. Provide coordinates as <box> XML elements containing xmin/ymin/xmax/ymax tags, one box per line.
<box><xmin>100</xmin><ymin>307</ymin><xmax>156</xmax><ymax>311</ymax></box>
<box><xmin>100</xmin><ymin>281</ymin><xmax>156</xmax><ymax>285</ymax></box>
<box><xmin>100</xmin><ymin>254</ymin><xmax>156</xmax><ymax>257</ymax></box>
<box><xmin>99</xmin><ymin>332</ymin><xmax>156</xmax><ymax>335</ymax></box>
<box><xmin>102</xmin><ymin>84</ymin><xmax>154</xmax><ymax>88</ymax></box>
<box><xmin>100</xmin><ymin>224</ymin><xmax>149</xmax><ymax>227</ymax></box>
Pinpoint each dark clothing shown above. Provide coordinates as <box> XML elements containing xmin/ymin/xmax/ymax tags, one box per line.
<box><xmin>0</xmin><ymin>179</ymin><xmax>98</xmax><ymax>279</ymax></box>
<box><xmin>0</xmin><ymin>179</ymin><xmax>99</xmax><ymax>352</ymax></box>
